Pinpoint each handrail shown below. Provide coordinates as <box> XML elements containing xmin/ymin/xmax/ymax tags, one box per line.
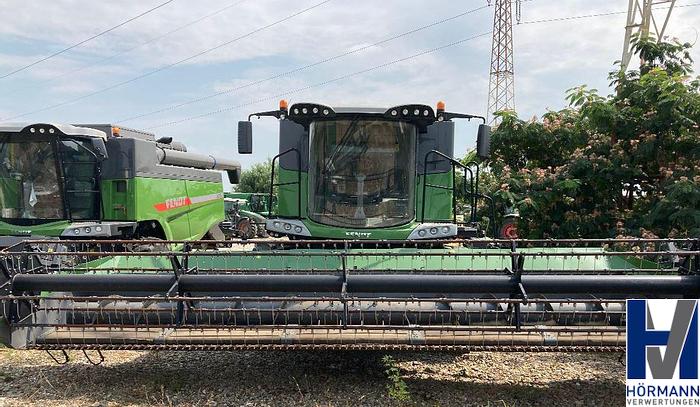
<box><xmin>269</xmin><ymin>148</ymin><xmax>302</xmax><ymax>219</ymax></box>
<box><xmin>420</xmin><ymin>150</ymin><xmax>474</xmax><ymax>225</ymax></box>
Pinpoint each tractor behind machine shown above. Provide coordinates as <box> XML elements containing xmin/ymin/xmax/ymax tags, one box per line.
<box><xmin>220</xmin><ymin>192</ymin><xmax>272</xmax><ymax>239</ymax></box>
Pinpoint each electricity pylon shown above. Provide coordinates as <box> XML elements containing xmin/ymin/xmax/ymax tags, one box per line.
<box><xmin>487</xmin><ymin>0</ymin><xmax>521</xmax><ymax>125</ymax></box>
<box><xmin>621</xmin><ymin>0</ymin><xmax>676</xmax><ymax>71</ymax></box>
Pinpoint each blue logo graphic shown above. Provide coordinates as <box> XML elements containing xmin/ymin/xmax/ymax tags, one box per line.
<box><xmin>627</xmin><ymin>299</ymin><xmax>699</xmax><ymax>380</ymax></box>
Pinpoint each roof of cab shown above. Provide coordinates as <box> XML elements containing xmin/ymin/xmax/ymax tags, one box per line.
<box><xmin>0</xmin><ymin>123</ymin><xmax>107</xmax><ymax>139</ymax></box>
<box><xmin>332</xmin><ymin>107</ymin><xmax>387</xmax><ymax>114</ymax></box>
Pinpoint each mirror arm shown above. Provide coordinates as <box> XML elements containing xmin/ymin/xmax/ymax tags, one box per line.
<box><xmin>440</xmin><ymin>112</ymin><xmax>486</xmax><ymax>124</ymax></box>
<box><xmin>248</xmin><ymin>110</ymin><xmax>284</xmax><ymax>121</ymax></box>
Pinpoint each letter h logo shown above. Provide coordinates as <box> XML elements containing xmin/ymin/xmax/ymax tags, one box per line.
<box><xmin>627</xmin><ymin>299</ymin><xmax>699</xmax><ymax>380</ymax></box>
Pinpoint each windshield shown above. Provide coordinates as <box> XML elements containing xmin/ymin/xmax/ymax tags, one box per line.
<box><xmin>0</xmin><ymin>134</ymin><xmax>101</xmax><ymax>223</ymax></box>
<box><xmin>0</xmin><ymin>136</ymin><xmax>63</xmax><ymax>220</ymax></box>
<box><xmin>309</xmin><ymin>119</ymin><xmax>416</xmax><ymax>228</ymax></box>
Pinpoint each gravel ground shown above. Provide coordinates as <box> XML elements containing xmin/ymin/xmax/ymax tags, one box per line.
<box><xmin>0</xmin><ymin>347</ymin><xmax>625</xmax><ymax>406</ymax></box>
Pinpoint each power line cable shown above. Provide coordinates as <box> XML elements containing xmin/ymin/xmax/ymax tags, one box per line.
<box><xmin>518</xmin><ymin>1</ymin><xmax>700</xmax><ymax>25</ymax></box>
<box><xmin>0</xmin><ymin>0</ymin><xmax>177</xmax><ymax>79</ymax></box>
<box><xmin>143</xmin><ymin>1</ymin><xmax>700</xmax><ymax>129</ymax></box>
<box><xmin>1</xmin><ymin>0</ymin><xmax>332</xmax><ymax>121</ymax></box>
<box><xmin>145</xmin><ymin>31</ymin><xmax>493</xmax><ymax>129</ymax></box>
<box><xmin>9</xmin><ymin>0</ymin><xmax>248</xmax><ymax>94</ymax></box>
<box><xmin>120</xmin><ymin>0</ymin><xmax>696</xmax><ymax>124</ymax></box>
<box><xmin>118</xmin><ymin>3</ymin><xmax>492</xmax><ymax>123</ymax></box>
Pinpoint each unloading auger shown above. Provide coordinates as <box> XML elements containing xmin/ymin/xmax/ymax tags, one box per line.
<box><xmin>0</xmin><ymin>238</ymin><xmax>698</xmax><ymax>351</ymax></box>
<box><xmin>0</xmin><ymin>101</ymin><xmax>698</xmax><ymax>352</ymax></box>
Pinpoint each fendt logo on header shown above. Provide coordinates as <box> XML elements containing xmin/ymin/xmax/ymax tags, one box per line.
<box><xmin>626</xmin><ymin>299</ymin><xmax>700</xmax><ymax>404</ymax></box>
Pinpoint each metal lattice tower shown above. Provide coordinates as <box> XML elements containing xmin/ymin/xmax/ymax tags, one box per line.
<box><xmin>487</xmin><ymin>0</ymin><xmax>520</xmax><ymax>125</ymax></box>
<box><xmin>621</xmin><ymin>0</ymin><xmax>676</xmax><ymax>71</ymax></box>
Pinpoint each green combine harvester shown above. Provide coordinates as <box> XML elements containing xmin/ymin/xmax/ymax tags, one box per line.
<box><xmin>0</xmin><ymin>103</ymin><xmax>697</xmax><ymax>355</ymax></box>
<box><xmin>0</xmin><ymin>123</ymin><xmax>240</xmax><ymax>246</ymax></box>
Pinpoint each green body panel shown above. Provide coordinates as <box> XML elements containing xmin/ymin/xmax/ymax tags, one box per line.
<box><xmin>126</xmin><ymin>177</ymin><xmax>223</xmax><ymax>241</ymax></box>
<box><xmin>302</xmin><ymin>218</ymin><xmax>417</xmax><ymax>240</ymax></box>
<box><xmin>81</xmin><ymin>247</ymin><xmax>654</xmax><ymax>274</ymax></box>
<box><xmin>276</xmin><ymin>168</ymin><xmax>307</xmax><ymax>218</ymax></box>
<box><xmin>416</xmin><ymin>172</ymin><xmax>454</xmax><ymax>222</ymax></box>
<box><xmin>0</xmin><ymin>220</ymin><xmax>71</xmax><ymax>237</ymax></box>
<box><xmin>0</xmin><ymin>177</ymin><xmax>20</xmax><ymax>211</ymax></box>
<box><xmin>101</xmin><ymin>179</ymin><xmax>134</xmax><ymax>221</ymax></box>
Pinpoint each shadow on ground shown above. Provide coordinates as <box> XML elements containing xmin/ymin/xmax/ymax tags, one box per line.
<box><xmin>0</xmin><ymin>349</ymin><xmax>625</xmax><ymax>406</ymax></box>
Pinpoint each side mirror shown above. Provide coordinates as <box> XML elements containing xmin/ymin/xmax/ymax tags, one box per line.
<box><xmin>90</xmin><ymin>138</ymin><xmax>109</xmax><ymax>159</ymax></box>
<box><xmin>156</xmin><ymin>136</ymin><xmax>173</xmax><ymax>144</ymax></box>
<box><xmin>238</xmin><ymin>121</ymin><xmax>253</xmax><ymax>154</ymax></box>
<box><xmin>476</xmin><ymin>124</ymin><xmax>491</xmax><ymax>159</ymax></box>
<box><xmin>226</xmin><ymin>169</ymin><xmax>240</xmax><ymax>184</ymax></box>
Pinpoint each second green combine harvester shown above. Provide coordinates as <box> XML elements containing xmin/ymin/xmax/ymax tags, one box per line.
<box><xmin>0</xmin><ymin>123</ymin><xmax>240</xmax><ymax>245</ymax></box>
<box><xmin>0</xmin><ymin>102</ymin><xmax>697</xmax><ymax>353</ymax></box>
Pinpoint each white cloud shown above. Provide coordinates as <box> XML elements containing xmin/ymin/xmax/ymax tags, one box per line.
<box><xmin>1</xmin><ymin>0</ymin><xmax>699</xmax><ymax>168</ymax></box>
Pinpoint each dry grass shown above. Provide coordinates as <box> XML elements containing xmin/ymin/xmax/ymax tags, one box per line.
<box><xmin>0</xmin><ymin>347</ymin><xmax>625</xmax><ymax>406</ymax></box>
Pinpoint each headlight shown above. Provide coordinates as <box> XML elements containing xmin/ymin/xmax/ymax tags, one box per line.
<box><xmin>429</xmin><ymin>227</ymin><xmax>438</xmax><ymax>235</ymax></box>
<box><xmin>73</xmin><ymin>229</ymin><xmax>80</xmax><ymax>235</ymax></box>
<box><xmin>418</xmin><ymin>229</ymin><xmax>427</xmax><ymax>237</ymax></box>
<box><xmin>294</xmin><ymin>226</ymin><xmax>303</xmax><ymax>233</ymax></box>
<box><xmin>284</xmin><ymin>223</ymin><xmax>292</xmax><ymax>231</ymax></box>
<box><xmin>95</xmin><ymin>226</ymin><xmax>103</xmax><ymax>233</ymax></box>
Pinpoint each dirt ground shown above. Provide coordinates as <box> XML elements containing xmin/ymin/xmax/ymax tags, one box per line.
<box><xmin>0</xmin><ymin>348</ymin><xmax>625</xmax><ymax>406</ymax></box>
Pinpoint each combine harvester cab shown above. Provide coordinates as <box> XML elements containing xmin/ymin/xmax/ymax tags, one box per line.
<box><xmin>0</xmin><ymin>104</ymin><xmax>698</xmax><ymax>352</ymax></box>
<box><xmin>0</xmin><ymin>123</ymin><xmax>241</xmax><ymax>246</ymax></box>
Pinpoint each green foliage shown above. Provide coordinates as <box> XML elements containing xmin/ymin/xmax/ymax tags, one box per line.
<box><xmin>480</xmin><ymin>35</ymin><xmax>700</xmax><ymax>238</ymax></box>
<box><xmin>381</xmin><ymin>355</ymin><xmax>411</xmax><ymax>403</ymax></box>
<box><xmin>235</xmin><ymin>159</ymin><xmax>276</xmax><ymax>193</ymax></box>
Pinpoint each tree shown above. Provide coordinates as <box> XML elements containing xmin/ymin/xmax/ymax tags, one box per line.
<box><xmin>481</xmin><ymin>36</ymin><xmax>700</xmax><ymax>238</ymax></box>
<box><xmin>235</xmin><ymin>159</ymin><xmax>276</xmax><ymax>193</ymax></box>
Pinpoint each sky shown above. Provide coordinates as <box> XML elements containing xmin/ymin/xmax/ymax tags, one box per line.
<box><xmin>0</xmin><ymin>0</ymin><xmax>698</xmax><ymax>184</ymax></box>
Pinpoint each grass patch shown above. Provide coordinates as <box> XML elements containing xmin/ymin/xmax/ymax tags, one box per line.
<box><xmin>381</xmin><ymin>355</ymin><xmax>411</xmax><ymax>403</ymax></box>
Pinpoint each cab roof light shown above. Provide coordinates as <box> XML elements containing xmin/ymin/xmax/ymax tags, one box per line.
<box><xmin>112</xmin><ymin>126</ymin><xmax>121</xmax><ymax>137</ymax></box>
<box><xmin>436</xmin><ymin>101</ymin><xmax>445</xmax><ymax>112</ymax></box>
<box><xmin>279</xmin><ymin>99</ymin><xmax>288</xmax><ymax>111</ymax></box>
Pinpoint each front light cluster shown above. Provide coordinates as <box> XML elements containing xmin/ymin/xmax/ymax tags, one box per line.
<box><xmin>72</xmin><ymin>225</ymin><xmax>104</xmax><ymax>236</ymax></box>
<box><xmin>28</xmin><ymin>126</ymin><xmax>56</xmax><ymax>134</ymax></box>
<box><xmin>408</xmin><ymin>223</ymin><xmax>457</xmax><ymax>240</ymax></box>
<box><xmin>289</xmin><ymin>103</ymin><xmax>334</xmax><ymax>118</ymax></box>
<box><xmin>390</xmin><ymin>107</ymin><xmax>431</xmax><ymax>118</ymax></box>
<box><xmin>266</xmin><ymin>219</ymin><xmax>311</xmax><ymax>236</ymax></box>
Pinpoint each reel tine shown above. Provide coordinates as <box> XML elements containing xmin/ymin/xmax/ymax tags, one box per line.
<box><xmin>82</xmin><ymin>349</ymin><xmax>104</xmax><ymax>366</ymax></box>
<box><xmin>46</xmin><ymin>349</ymin><xmax>69</xmax><ymax>365</ymax></box>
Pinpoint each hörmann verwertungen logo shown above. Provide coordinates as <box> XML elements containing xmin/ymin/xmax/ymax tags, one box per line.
<box><xmin>627</xmin><ymin>299</ymin><xmax>699</xmax><ymax>405</ymax></box>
